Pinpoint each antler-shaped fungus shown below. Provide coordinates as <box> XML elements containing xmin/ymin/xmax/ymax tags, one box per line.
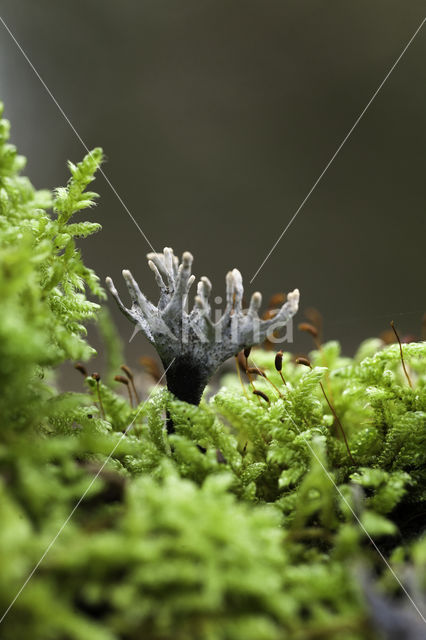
<box><xmin>106</xmin><ymin>247</ymin><xmax>299</xmax><ymax>406</ymax></box>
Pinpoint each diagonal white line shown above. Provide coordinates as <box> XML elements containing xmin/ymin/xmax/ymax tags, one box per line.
<box><xmin>250</xmin><ymin>355</ymin><xmax>426</xmax><ymax>625</ymax></box>
<box><xmin>0</xmin><ymin>15</ymin><xmax>156</xmax><ymax>254</ymax></box>
<box><xmin>0</xmin><ymin>359</ymin><xmax>174</xmax><ymax>626</ymax></box>
<box><xmin>250</xmin><ymin>16</ymin><xmax>426</xmax><ymax>283</ymax></box>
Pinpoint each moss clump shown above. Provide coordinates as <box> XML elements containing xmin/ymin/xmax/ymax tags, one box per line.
<box><xmin>0</xmin><ymin>103</ymin><xmax>425</xmax><ymax>639</ymax></box>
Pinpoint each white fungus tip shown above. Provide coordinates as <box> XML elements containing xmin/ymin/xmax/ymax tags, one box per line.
<box><xmin>232</xmin><ymin>269</ymin><xmax>243</xmax><ymax>290</ymax></box>
<box><xmin>182</xmin><ymin>251</ymin><xmax>193</xmax><ymax>264</ymax></box>
<box><xmin>105</xmin><ymin>276</ymin><xmax>116</xmax><ymax>293</ymax></box>
<box><xmin>287</xmin><ymin>288</ymin><xmax>300</xmax><ymax>305</ymax></box>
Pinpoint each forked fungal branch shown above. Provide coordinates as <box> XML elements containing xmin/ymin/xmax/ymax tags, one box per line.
<box><xmin>106</xmin><ymin>247</ymin><xmax>299</xmax><ymax>405</ymax></box>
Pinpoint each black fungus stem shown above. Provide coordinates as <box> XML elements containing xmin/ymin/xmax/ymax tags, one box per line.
<box><xmin>164</xmin><ymin>356</ymin><xmax>211</xmax><ymax>434</ymax></box>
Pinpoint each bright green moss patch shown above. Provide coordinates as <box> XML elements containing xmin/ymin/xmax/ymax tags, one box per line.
<box><xmin>0</xmin><ymin>103</ymin><xmax>425</xmax><ymax>639</ymax></box>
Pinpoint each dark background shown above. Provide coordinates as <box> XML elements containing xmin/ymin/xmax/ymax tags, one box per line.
<box><xmin>0</xmin><ymin>1</ymin><xmax>425</xmax><ymax>382</ymax></box>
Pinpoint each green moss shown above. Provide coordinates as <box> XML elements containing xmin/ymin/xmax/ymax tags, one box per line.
<box><xmin>0</xmin><ymin>102</ymin><xmax>425</xmax><ymax>640</ymax></box>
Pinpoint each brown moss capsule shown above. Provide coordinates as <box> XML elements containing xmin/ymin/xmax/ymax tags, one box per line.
<box><xmin>275</xmin><ymin>351</ymin><xmax>283</xmax><ymax>372</ymax></box>
<box><xmin>262</xmin><ymin>308</ymin><xmax>278</xmax><ymax>321</ymax></box>
<box><xmin>120</xmin><ymin>364</ymin><xmax>134</xmax><ymax>380</ymax></box>
<box><xmin>114</xmin><ymin>375</ymin><xmax>134</xmax><ymax>407</ymax></box>
<box><xmin>247</xmin><ymin>366</ymin><xmax>266</xmax><ymax>377</ymax></box>
<box><xmin>268</xmin><ymin>292</ymin><xmax>286</xmax><ymax>308</ymax></box>
<box><xmin>120</xmin><ymin>364</ymin><xmax>141</xmax><ymax>404</ymax></box>
<box><xmin>139</xmin><ymin>356</ymin><xmax>163</xmax><ymax>383</ymax></box>
<box><xmin>74</xmin><ymin>362</ymin><xmax>88</xmax><ymax>377</ymax></box>
<box><xmin>91</xmin><ymin>372</ymin><xmax>101</xmax><ymax>381</ymax></box>
<box><xmin>295</xmin><ymin>357</ymin><xmax>311</xmax><ymax>368</ymax></box>
<box><xmin>298</xmin><ymin>322</ymin><xmax>318</xmax><ymax>338</ymax></box>
<box><xmin>304</xmin><ymin>307</ymin><xmax>323</xmax><ymax>335</ymax></box>
<box><xmin>274</xmin><ymin>350</ymin><xmax>287</xmax><ymax>388</ymax></box>
<box><xmin>253</xmin><ymin>389</ymin><xmax>270</xmax><ymax>403</ymax></box>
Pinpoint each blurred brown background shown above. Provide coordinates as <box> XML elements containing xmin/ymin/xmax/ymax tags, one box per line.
<box><xmin>0</xmin><ymin>1</ymin><xmax>425</xmax><ymax>382</ymax></box>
